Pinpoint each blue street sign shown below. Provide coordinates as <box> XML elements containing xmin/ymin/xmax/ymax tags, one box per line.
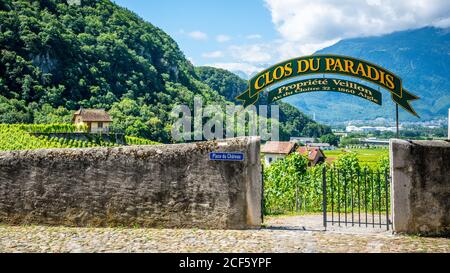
<box><xmin>209</xmin><ymin>152</ymin><xmax>245</xmax><ymax>161</ymax></box>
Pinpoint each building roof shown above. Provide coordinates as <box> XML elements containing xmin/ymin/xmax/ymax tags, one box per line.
<box><xmin>73</xmin><ymin>108</ymin><xmax>112</xmax><ymax>122</ymax></box>
<box><xmin>297</xmin><ymin>146</ymin><xmax>325</xmax><ymax>161</ymax></box>
<box><xmin>307</xmin><ymin>143</ymin><xmax>331</xmax><ymax>147</ymax></box>
<box><xmin>261</xmin><ymin>141</ymin><xmax>297</xmax><ymax>155</ymax></box>
<box><xmin>290</xmin><ymin>137</ymin><xmax>315</xmax><ymax>143</ymax></box>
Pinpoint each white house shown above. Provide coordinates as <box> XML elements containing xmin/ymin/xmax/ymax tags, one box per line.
<box><xmin>261</xmin><ymin>141</ymin><xmax>297</xmax><ymax>166</ymax></box>
<box><xmin>72</xmin><ymin>108</ymin><xmax>112</xmax><ymax>133</ymax></box>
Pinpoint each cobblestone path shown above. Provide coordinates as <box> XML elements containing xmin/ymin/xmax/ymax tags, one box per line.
<box><xmin>0</xmin><ymin>215</ymin><xmax>448</xmax><ymax>253</ymax></box>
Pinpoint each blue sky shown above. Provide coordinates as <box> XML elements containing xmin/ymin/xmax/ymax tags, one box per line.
<box><xmin>113</xmin><ymin>0</ymin><xmax>278</xmax><ymax>74</ymax></box>
<box><xmin>113</xmin><ymin>0</ymin><xmax>450</xmax><ymax>77</ymax></box>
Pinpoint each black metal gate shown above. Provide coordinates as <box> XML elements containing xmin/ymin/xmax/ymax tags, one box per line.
<box><xmin>322</xmin><ymin>167</ymin><xmax>392</xmax><ymax>230</ymax></box>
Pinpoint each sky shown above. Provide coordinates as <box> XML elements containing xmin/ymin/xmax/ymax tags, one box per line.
<box><xmin>113</xmin><ymin>0</ymin><xmax>450</xmax><ymax>76</ymax></box>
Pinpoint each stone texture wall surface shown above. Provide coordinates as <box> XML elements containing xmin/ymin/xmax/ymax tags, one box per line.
<box><xmin>0</xmin><ymin>137</ymin><xmax>262</xmax><ymax>229</ymax></box>
<box><xmin>390</xmin><ymin>139</ymin><xmax>450</xmax><ymax>236</ymax></box>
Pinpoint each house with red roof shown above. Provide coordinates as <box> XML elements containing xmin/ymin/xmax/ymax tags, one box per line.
<box><xmin>297</xmin><ymin>146</ymin><xmax>326</xmax><ymax>167</ymax></box>
<box><xmin>261</xmin><ymin>141</ymin><xmax>297</xmax><ymax>166</ymax></box>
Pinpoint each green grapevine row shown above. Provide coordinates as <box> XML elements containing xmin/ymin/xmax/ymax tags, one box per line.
<box><xmin>11</xmin><ymin>123</ymin><xmax>88</xmax><ymax>133</ymax></box>
<box><xmin>125</xmin><ymin>136</ymin><xmax>160</xmax><ymax>145</ymax></box>
<box><xmin>0</xmin><ymin>124</ymin><xmax>158</xmax><ymax>151</ymax></box>
<box><xmin>263</xmin><ymin>152</ymin><xmax>390</xmax><ymax>215</ymax></box>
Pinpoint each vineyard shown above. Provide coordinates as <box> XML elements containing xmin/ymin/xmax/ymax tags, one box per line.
<box><xmin>0</xmin><ymin>124</ymin><xmax>159</xmax><ymax>151</ymax></box>
<box><xmin>263</xmin><ymin>152</ymin><xmax>390</xmax><ymax>215</ymax></box>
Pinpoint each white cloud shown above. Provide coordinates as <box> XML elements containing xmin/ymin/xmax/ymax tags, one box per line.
<box><xmin>188</xmin><ymin>31</ymin><xmax>208</xmax><ymax>40</ymax></box>
<box><xmin>275</xmin><ymin>39</ymin><xmax>340</xmax><ymax>60</ymax></box>
<box><xmin>216</xmin><ymin>35</ymin><xmax>231</xmax><ymax>43</ymax></box>
<box><xmin>202</xmin><ymin>51</ymin><xmax>225</xmax><ymax>58</ymax></box>
<box><xmin>204</xmin><ymin>1</ymin><xmax>450</xmax><ymax>78</ymax></box>
<box><xmin>265</xmin><ymin>0</ymin><xmax>450</xmax><ymax>50</ymax></box>
<box><xmin>246</xmin><ymin>34</ymin><xmax>262</xmax><ymax>39</ymax></box>
<box><xmin>229</xmin><ymin>44</ymin><xmax>273</xmax><ymax>63</ymax></box>
<box><xmin>206</xmin><ymin>62</ymin><xmax>264</xmax><ymax>76</ymax></box>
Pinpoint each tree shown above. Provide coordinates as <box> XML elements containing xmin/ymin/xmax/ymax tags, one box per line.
<box><xmin>0</xmin><ymin>96</ymin><xmax>32</xmax><ymax>123</ymax></box>
<box><xmin>320</xmin><ymin>133</ymin><xmax>339</xmax><ymax>146</ymax></box>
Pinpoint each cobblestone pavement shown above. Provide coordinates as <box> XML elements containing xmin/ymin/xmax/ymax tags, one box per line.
<box><xmin>0</xmin><ymin>215</ymin><xmax>448</xmax><ymax>253</ymax></box>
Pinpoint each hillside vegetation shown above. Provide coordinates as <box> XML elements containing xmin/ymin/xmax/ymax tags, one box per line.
<box><xmin>0</xmin><ymin>0</ymin><xmax>332</xmax><ymax>143</ymax></box>
<box><xmin>196</xmin><ymin>66</ymin><xmax>332</xmax><ymax>139</ymax></box>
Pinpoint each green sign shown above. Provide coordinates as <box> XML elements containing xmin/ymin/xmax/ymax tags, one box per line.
<box><xmin>268</xmin><ymin>78</ymin><xmax>382</xmax><ymax>105</ymax></box>
<box><xmin>236</xmin><ymin>54</ymin><xmax>419</xmax><ymax>116</ymax></box>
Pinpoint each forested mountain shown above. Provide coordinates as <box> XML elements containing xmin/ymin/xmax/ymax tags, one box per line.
<box><xmin>0</xmin><ymin>0</ymin><xmax>330</xmax><ymax>142</ymax></box>
<box><xmin>285</xmin><ymin>27</ymin><xmax>450</xmax><ymax>122</ymax></box>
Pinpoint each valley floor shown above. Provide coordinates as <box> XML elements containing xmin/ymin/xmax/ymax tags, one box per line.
<box><xmin>0</xmin><ymin>215</ymin><xmax>448</xmax><ymax>253</ymax></box>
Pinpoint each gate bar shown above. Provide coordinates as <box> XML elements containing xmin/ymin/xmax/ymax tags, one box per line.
<box><xmin>378</xmin><ymin>171</ymin><xmax>382</xmax><ymax>228</ymax></box>
<box><xmin>364</xmin><ymin>169</ymin><xmax>368</xmax><ymax>227</ymax></box>
<box><xmin>351</xmin><ymin>169</ymin><xmax>354</xmax><ymax>226</ymax></box>
<box><xmin>371</xmin><ymin>171</ymin><xmax>375</xmax><ymax>228</ymax></box>
<box><xmin>261</xmin><ymin>164</ymin><xmax>264</xmax><ymax>223</ymax></box>
<box><xmin>385</xmin><ymin>169</ymin><xmax>390</xmax><ymax>231</ymax></box>
<box><xmin>322</xmin><ymin>166</ymin><xmax>327</xmax><ymax>229</ymax></box>
<box><xmin>331</xmin><ymin>168</ymin><xmax>334</xmax><ymax>225</ymax></box>
<box><xmin>337</xmin><ymin>169</ymin><xmax>341</xmax><ymax>226</ymax></box>
<box><xmin>344</xmin><ymin>170</ymin><xmax>347</xmax><ymax>227</ymax></box>
<box><xmin>357</xmin><ymin>169</ymin><xmax>361</xmax><ymax>227</ymax></box>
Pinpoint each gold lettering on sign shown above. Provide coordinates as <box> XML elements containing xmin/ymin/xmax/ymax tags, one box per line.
<box><xmin>367</xmin><ymin>65</ymin><xmax>380</xmax><ymax>81</ymax></box>
<box><xmin>333</xmin><ymin>59</ymin><xmax>344</xmax><ymax>72</ymax></box>
<box><xmin>254</xmin><ymin>74</ymin><xmax>265</xmax><ymax>90</ymax></box>
<box><xmin>297</xmin><ymin>59</ymin><xmax>309</xmax><ymax>73</ymax></box>
<box><xmin>355</xmin><ymin>63</ymin><xmax>368</xmax><ymax>78</ymax></box>
<box><xmin>273</xmin><ymin>66</ymin><xmax>284</xmax><ymax>80</ymax></box>
<box><xmin>310</xmin><ymin>58</ymin><xmax>320</xmax><ymax>71</ymax></box>
<box><xmin>385</xmin><ymin>74</ymin><xmax>395</xmax><ymax>90</ymax></box>
<box><xmin>284</xmin><ymin>63</ymin><xmax>293</xmax><ymax>77</ymax></box>
<box><xmin>325</xmin><ymin>58</ymin><xmax>335</xmax><ymax>71</ymax></box>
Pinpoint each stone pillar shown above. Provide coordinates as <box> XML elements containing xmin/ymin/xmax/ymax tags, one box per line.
<box><xmin>390</xmin><ymin>139</ymin><xmax>450</xmax><ymax>236</ymax></box>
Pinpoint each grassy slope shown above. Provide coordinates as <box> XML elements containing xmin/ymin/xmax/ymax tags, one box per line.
<box><xmin>324</xmin><ymin>148</ymin><xmax>388</xmax><ymax>168</ymax></box>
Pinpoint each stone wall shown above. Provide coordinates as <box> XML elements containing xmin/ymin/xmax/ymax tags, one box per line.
<box><xmin>390</xmin><ymin>139</ymin><xmax>450</xmax><ymax>236</ymax></box>
<box><xmin>0</xmin><ymin>137</ymin><xmax>262</xmax><ymax>229</ymax></box>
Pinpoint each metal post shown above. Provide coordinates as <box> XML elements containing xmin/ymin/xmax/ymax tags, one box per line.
<box><xmin>344</xmin><ymin>171</ymin><xmax>347</xmax><ymax>226</ymax></box>
<box><xmin>364</xmin><ymin>169</ymin><xmax>368</xmax><ymax>227</ymax></box>
<box><xmin>378</xmin><ymin>171</ymin><xmax>382</xmax><ymax>228</ymax></box>
<box><xmin>357</xmin><ymin>169</ymin><xmax>361</xmax><ymax>227</ymax></box>
<box><xmin>385</xmin><ymin>169</ymin><xmax>390</xmax><ymax>231</ymax></box>
<box><xmin>322</xmin><ymin>166</ymin><xmax>327</xmax><ymax>230</ymax></box>
<box><xmin>351</xmin><ymin>169</ymin><xmax>354</xmax><ymax>226</ymax></box>
<box><xmin>331</xmin><ymin>168</ymin><xmax>334</xmax><ymax>225</ymax></box>
<box><xmin>396</xmin><ymin>104</ymin><xmax>399</xmax><ymax>138</ymax></box>
<box><xmin>337</xmin><ymin>169</ymin><xmax>341</xmax><ymax>226</ymax></box>
<box><xmin>261</xmin><ymin>164</ymin><xmax>264</xmax><ymax>223</ymax></box>
<box><xmin>371</xmin><ymin>171</ymin><xmax>375</xmax><ymax>228</ymax></box>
